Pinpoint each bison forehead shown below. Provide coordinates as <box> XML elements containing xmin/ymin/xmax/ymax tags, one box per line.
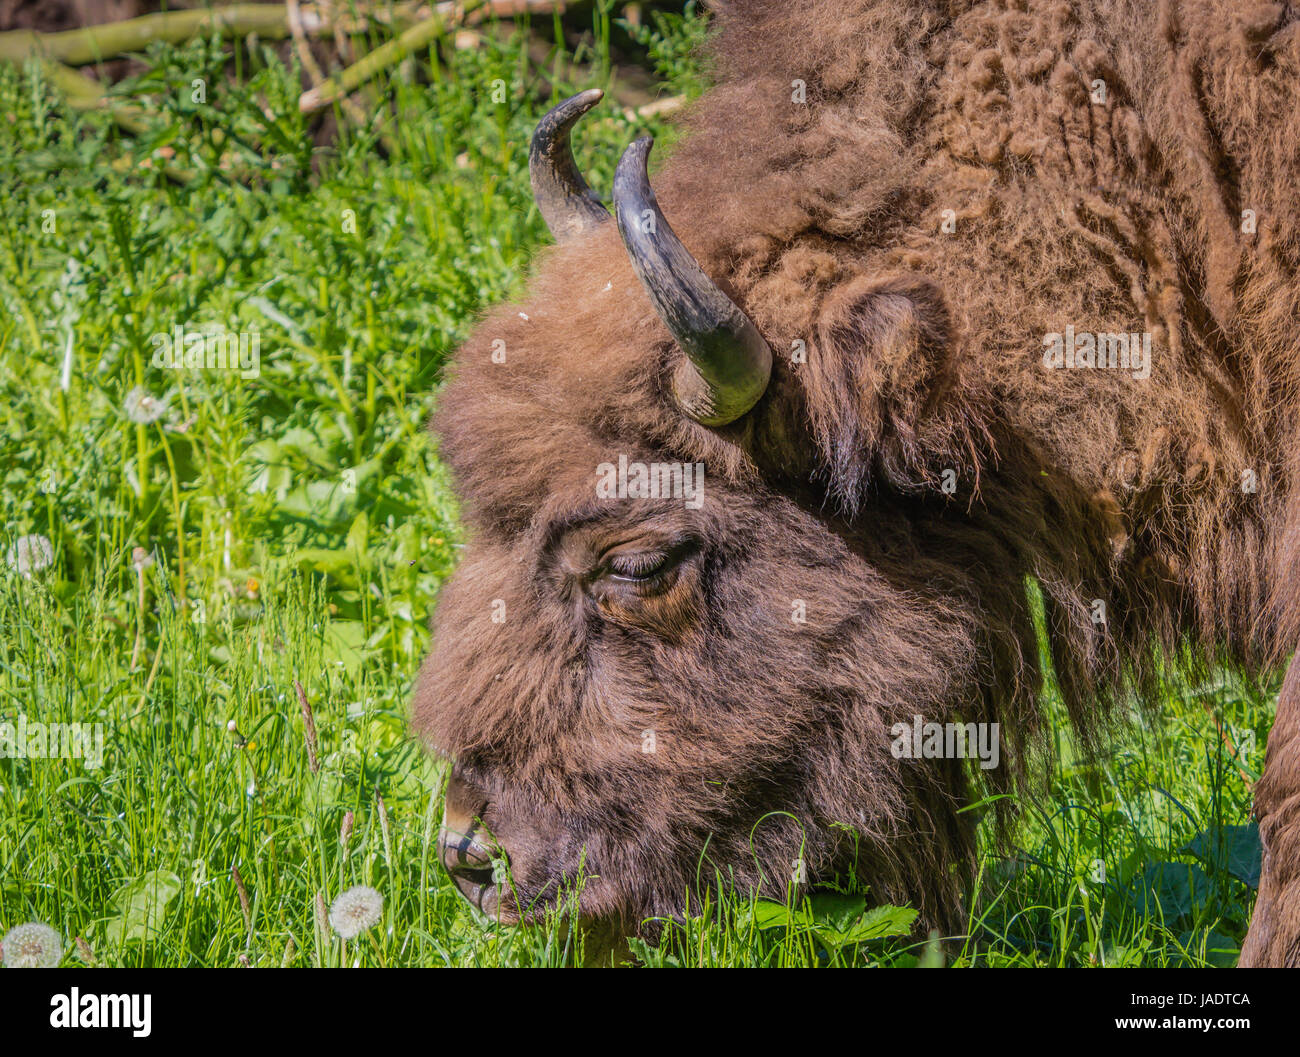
<box><xmin>433</xmin><ymin>231</ymin><xmax>772</xmax><ymax>535</ymax></box>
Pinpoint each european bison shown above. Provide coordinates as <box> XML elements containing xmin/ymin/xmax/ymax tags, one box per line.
<box><xmin>412</xmin><ymin>0</ymin><xmax>1300</xmax><ymax>966</ymax></box>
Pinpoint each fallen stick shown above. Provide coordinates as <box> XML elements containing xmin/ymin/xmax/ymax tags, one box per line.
<box><xmin>38</xmin><ymin>60</ymin><xmax>151</xmax><ymax>133</ymax></box>
<box><xmin>299</xmin><ymin>0</ymin><xmax>565</xmax><ymax>114</ymax></box>
<box><xmin>627</xmin><ymin>94</ymin><xmax>684</xmax><ymax>120</ymax></box>
<box><xmin>298</xmin><ymin>7</ymin><xmax>466</xmax><ymax>113</ymax></box>
<box><xmin>0</xmin><ymin>2</ymin><xmax>426</xmax><ymax>67</ymax></box>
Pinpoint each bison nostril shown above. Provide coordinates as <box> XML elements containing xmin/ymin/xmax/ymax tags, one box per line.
<box><xmin>438</xmin><ymin>826</ymin><xmax>496</xmax><ymax>872</ymax></box>
<box><xmin>454</xmin><ymin>865</ymin><xmax>497</xmax><ymax>889</ymax></box>
<box><xmin>438</xmin><ymin>828</ymin><xmax>509</xmax><ymax>914</ymax></box>
<box><xmin>439</xmin><ymin>771</ymin><xmax>511</xmax><ymax>911</ymax></box>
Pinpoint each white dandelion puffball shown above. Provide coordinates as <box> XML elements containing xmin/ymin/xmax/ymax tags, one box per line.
<box><xmin>329</xmin><ymin>886</ymin><xmax>383</xmax><ymax>939</ymax></box>
<box><xmin>6</xmin><ymin>534</ymin><xmax>54</xmax><ymax>577</ymax></box>
<box><xmin>2</xmin><ymin>922</ymin><xmax>63</xmax><ymax>968</ymax></box>
<box><xmin>124</xmin><ymin>386</ymin><xmax>168</xmax><ymax>425</ymax></box>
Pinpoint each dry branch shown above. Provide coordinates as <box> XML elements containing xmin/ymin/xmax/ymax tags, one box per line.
<box><xmin>0</xmin><ymin>2</ymin><xmax>427</xmax><ymax>67</ymax></box>
<box><xmin>298</xmin><ymin>0</ymin><xmax>564</xmax><ymax>114</ymax></box>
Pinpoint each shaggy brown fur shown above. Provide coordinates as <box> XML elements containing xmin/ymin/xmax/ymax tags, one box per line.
<box><xmin>411</xmin><ymin>0</ymin><xmax>1300</xmax><ymax>965</ymax></box>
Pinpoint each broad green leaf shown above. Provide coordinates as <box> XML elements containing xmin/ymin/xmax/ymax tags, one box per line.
<box><xmin>101</xmin><ymin>869</ymin><xmax>182</xmax><ymax>946</ymax></box>
<box><xmin>1129</xmin><ymin>862</ymin><xmax>1212</xmax><ymax>922</ymax></box>
<box><xmin>1182</xmin><ymin>824</ymin><xmax>1262</xmax><ymax>888</ymax></box>
<box><xmin>806</xmin><ymin>892</ymin><xmax>866</xmax><ymax>933</ymax></box>
<box><xmin>832</xmin><ymin>904</ymin><xmax>919</xmax><ymax>945</ymax></box>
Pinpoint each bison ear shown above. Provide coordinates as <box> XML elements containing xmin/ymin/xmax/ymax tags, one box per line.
<box><xmin>801</xmin><ymin>274</ymin><xmax>961</xmax><ymax>515</ymax></box>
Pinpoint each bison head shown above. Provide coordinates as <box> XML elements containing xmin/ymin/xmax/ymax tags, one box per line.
<box><xmin>412</xmin><ymin>91</ymin><xmax>1040</xmax><ymax>948</ymax></box>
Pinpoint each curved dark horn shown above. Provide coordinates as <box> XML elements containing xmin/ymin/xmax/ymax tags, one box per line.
<box><xmin>613</xmin><ymin>137</ymin><xmax>771</xmax><ymax>426</ymax></box>
<box><xmin>529</xmin><ymin>89</ymin><xmax>610</xmax><ymax>242</ymax></box>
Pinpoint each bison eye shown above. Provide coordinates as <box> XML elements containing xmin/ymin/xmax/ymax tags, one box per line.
<box><xmin>597</xmin><ymin>538</ymin><xmax>696</xmax><ymax>596</ymax></box>
<box><xmin>606</xmin><ymin>550</ymin><xmax>672</xmax><ymax>582</ymax></box>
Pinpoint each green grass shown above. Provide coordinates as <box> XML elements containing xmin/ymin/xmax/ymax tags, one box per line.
<box><xmin>0</xmin><ymin>3</ymin><xmax>1271</xmax><ymax>967</ymax></box>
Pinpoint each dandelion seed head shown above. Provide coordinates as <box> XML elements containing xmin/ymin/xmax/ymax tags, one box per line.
<box><xmin>6</xmin><ymin>535</ymin><xmax>54</xmax><ymax>577</ymax></box>
<box><xmin>124</xmin><ymin>386</ymin><xmax>168</xmax><ymax>425</ymax></box>
<box><xmin>2</xmin><ymin>922</ymin><xmax>63</xmax><ymax>968</ymax></box>
<box><xmin>329</xmin><ymin>885</ymin><xmax>383</xmax><ymax>939</ymax></box>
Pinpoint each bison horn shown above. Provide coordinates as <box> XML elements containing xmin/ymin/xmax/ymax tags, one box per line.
<box><xmin>529</xmin><ymin>89</ymin><xmax>611</xmax><ymax>242</ymax></box>
<box><xmin>613</xmin><ymin>136</ymin><xmax>771</xmax><ymax>426</ymax></box>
